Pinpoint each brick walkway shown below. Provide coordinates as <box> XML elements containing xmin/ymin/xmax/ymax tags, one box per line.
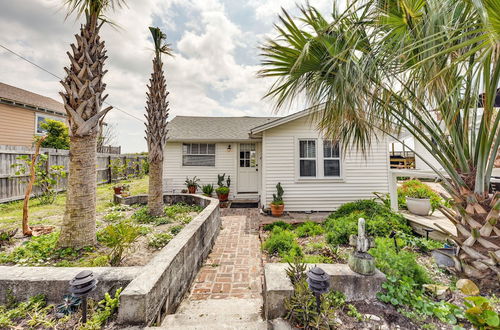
<box><xmin>189</xmin><ymin>209</ymin><xmax>263</xmax><ymax>300</ymax></box>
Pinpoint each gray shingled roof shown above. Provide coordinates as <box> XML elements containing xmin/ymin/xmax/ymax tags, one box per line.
<box><xmin>0</xmin><ymin>82</ymin><xmax>65</xmax><ymax>114</ymax></box>
<box><xmin>166</xmin><ymin>116</ymin><xmax>279</xmax><ymax>141</ymax></box>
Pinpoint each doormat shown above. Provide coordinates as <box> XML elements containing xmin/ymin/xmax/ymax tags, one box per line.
<box><xmin>230</xmin><ymin>202</ymin><xmax>259</xmax><ymax>208</ymax></box>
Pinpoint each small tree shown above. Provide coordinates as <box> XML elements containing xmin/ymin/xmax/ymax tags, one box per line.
<box><xmin>38</xmin><ymin>119</ymin><xmax>70</xmax><ymax>150</ymax></box>
<box><xmin>145</xmin><ymin>26</ymin><xmax>171</xmax><ymax>216</ymax></box>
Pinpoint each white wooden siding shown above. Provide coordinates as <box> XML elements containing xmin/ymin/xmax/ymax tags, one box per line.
<box><xmin>262</xmin><ymin>116</ymin><xmax>390</xmax><ymax>211</ymax></box>
<box><xmin>164</xmin><ymin>142</ymin><xmax>238</xmax><ymax>198</ymax></box>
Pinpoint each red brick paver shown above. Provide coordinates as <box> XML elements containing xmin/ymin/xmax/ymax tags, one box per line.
<box><xmin>189</xmin><ymin>209</ymin><xmax>263</xmax><ymax>300</ymax></box>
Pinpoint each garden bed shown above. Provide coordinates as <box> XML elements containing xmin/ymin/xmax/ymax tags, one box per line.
<box><xmin>0</xmin><ymin>177</ymin><xmax>204</xmax><ymax>268</ymax></box>
<box><xmin>260</xmin><ymin>199</ymin><xmax>500</xmax><ymax>330</ymax></box>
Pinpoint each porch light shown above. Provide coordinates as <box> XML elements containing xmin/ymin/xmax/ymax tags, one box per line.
<box><xmin>69</xmin><ymin>270</ymin><xmax>98</xmax><ymax>323</ymax></box>
<box><xmin>227</xmin><ymin>144</ymin><xmax>232</xmax><ymax>152</ymax></box>
<box><xmin>306</xmin><ymin>266</ymin><xmax>330</xmax><ymax>312</ymax></box>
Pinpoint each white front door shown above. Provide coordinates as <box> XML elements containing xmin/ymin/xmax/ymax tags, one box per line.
<box><xmin>237</xmin><ymin>143</ymin><xmax>259</xmax><ymax>193</ymax></box>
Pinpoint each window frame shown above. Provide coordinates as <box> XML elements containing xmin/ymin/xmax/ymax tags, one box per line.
<box><xmin>295</xmin><ymin>138</ymin><xmax>343</xmax><ymax>181</ymax></box>
<box><xmin>323</xmin><ymin>140</ymin><xmax>341</xmax><ymax>177</ymax></box>
<box><xmin>34</xmin><ymin>113</ymin><xmax>65</xmax><ymax>135</ymax></box>
<box><xmin>298</xmin><ymin>139</ymin><xmax>317</xmax><ymax>177</ymax></box>
<box><xmin>182</xmin><ymin>143</ymin><xmax>216</xmax><ymax>167</ymax></box>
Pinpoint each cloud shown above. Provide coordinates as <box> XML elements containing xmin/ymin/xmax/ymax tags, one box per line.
<box><xmin>0</xmin><ymin>0</ymin><xmax>321</xmax><ymax>152</ymax></box>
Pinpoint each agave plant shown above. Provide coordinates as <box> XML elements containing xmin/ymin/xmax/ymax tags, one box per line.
<box><xmin>58</xmin><ymin>0</ymin><xmax>126</xmax><ymax>248</ymax></box>
<box><xmin>260</xmin><ymin>0</ymin><xmax>500</xmax><ymax>280</ymax></box>
<box><xmin>145</xmin><ymin>26</ymin><xmax>172</xmax><ymax>216</ymax></box>
<box><xmin>56</xmin><ymin>294</ymin><xmax>81</xmax><ymax>315</ymax></box>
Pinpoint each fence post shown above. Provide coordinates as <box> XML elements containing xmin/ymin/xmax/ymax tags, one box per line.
<box><xmin>108</xmin><ymin>155</ymin><xmax>112</xmax><ymax>183</ymax></box>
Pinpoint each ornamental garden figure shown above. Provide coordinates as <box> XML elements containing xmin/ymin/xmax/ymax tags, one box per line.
<box><xmin>348</xmin><ymin>218</ymin><xmax>376</xmax><ymax>275</ymax></box>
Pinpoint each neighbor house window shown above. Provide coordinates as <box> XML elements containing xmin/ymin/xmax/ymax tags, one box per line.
<box><xmin>35</xmin><ymin>114</ymin><xmax>64</xmax><ymax>135</ymax></box>
<box><xmin>182</xmin><ymin>143</ymin><xmax>215</xmax><ymax>166</ymax></box>
<box><xmin>299</xmin><ymin>140</ymin><xmax>316</xmax><ymax>177</ymax></box>
<box><xmin>323</xmin><ymin>140</ymin><xmax>341</xmax><ymax>176</ymax></box>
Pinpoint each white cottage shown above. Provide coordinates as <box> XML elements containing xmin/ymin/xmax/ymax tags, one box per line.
<box><xmin>164</xmin><ymin>109</ymin><xmax>390</xmax><ymax>211</ymax></box>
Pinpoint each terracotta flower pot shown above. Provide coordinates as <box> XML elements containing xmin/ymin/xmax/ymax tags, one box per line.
<box><xmin>270</xmin><ymin>203</ymin><xmax>285</xmax><ymax>217</ymax></box>
<box><xmin>113</xmin><ymin>186</ymin><xmax>123</xmax><ymax>195</ymax></box>
<box><xmin>217</xmin><ymin>192</ymin><xmax>229</xmax><ymax>202</ymax></box>
<box><xmin>188</xmin><ymin>186</ymin><xmax>197</xmax><ymax>194</ymax></box>
<box><xmin>406</xmin><ymin>197</ymin><xmax>431</xmax><ymax>216</ymax></box>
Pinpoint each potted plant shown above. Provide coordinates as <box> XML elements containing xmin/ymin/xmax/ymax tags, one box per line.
<box><xmin>399</xmin><ymin>180</ymin><xmax>442</xmax><ymax>216</ymax></box>
<box><xmin>113</xmin><ymin>183</ymin><xmax>129</xmax><ymax>195</ymax></box>
<box><xmin>270</xmin><ymin>182</ymin><xmax>285</xmax><ymax>217</ymax></box>
<box><xmin>215</xmin><ymin>173</ymin><xmax>231</xmax><ymax>202</ymax></box>
<box><xmin>185</xmin><ymin>176</ymin><xmax>200</xmax><ymax>194</ymax></box>
<box><xmin>202</xmin><ymin>184</ymin><xmax>214</xmax><ymax>197</ymax></box>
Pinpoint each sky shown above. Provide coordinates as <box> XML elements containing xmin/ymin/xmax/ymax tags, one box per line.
<box><xmin>0</xmin><ymin>0</ymin><xmax>335</xmax><ymax>153</ymax></box>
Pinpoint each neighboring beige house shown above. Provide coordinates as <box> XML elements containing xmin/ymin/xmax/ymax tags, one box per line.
<box><xmin>164</xmin><ymin>109</ymin><xmax>390</xmax><ymax>211</ymax></box>
<box><xmin>0</xmin><ymin>82</ymin><xmax>66</xmax><ymax>147</ymax></box>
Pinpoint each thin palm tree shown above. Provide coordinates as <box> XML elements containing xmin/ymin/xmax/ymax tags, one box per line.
<box><xmin>260</xmin><ymin>0</ymin><xmax>500</xmax><ymax>281</ymax></box>
<box><xmin>58</xmin><ymin>0</ymin><xmax>126</xmax><ymax>248</ymax></box>
<box><xmin>145</xmin><ymin>27</ymin><xmax>171</xmax><ymax>216</ymax></box>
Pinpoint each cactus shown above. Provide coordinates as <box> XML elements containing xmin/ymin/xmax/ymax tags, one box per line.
<box><xmin>272</xmin><ymin>182</ymin><xmax>284</xmax><ymax>205</ymax></box>
<box><xmin>226</xmin><ymin>175</ymin><xmax>231</xmax><ymax>188</ymax></box>
<box><xmin>217</xmin><ymin>173</ymin><xmax>225</xmax><ymax>187</ymax></box>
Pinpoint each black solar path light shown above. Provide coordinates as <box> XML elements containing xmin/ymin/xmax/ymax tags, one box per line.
<box><xmin>69</xmin><ymin>270</ymin><xmax>98</xmax><ymax>323</ymax></box>
<box><xmin>306</xmin><ymin>266</ymin><xmax>330</xmax><ymax>313</ymax></box>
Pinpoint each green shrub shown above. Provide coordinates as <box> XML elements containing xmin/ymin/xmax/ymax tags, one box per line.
<box><xmin>369</xmin><ymin>237</ymin><xmax>430</xmax><ymax>285</ymax></box>
<box><xmin>0</xmin><ymin>294</ymin><xmax>47</xmax><ymax>328</ymax></box>
<box><xmin>463</xmin><ymin>296</ymin><xmax>500</xmax><ymax>329</ymax></box>
<box><xmin>132</xmin><ymin>206</ymin><xmax>171</xmax><ymax>225</ymax></box>
<box><xmin>263</xmin><ymin>227</ymin><xmax>301</xmax><ymax>255</ymax></box>
<box><xmin>263</xmin><ymin>221</ymin><xmax>292</xmax><ymax>231</ymax></box>
<box><xmin>295</xmin><ymin>221</ymin><xmax>324</xmax><ymax>237</ymax></box>
<box><xmin>170</xmin><ymin>225</ymin><xmax>184</xmax><ymax>236</ymax></box>
<box><xmin>0</xmin><ymin>232</ymin><xmax>80</xmax><ymax>266</ymax></box>
<box><xmin>148</xmin><ymin>233</ymin><xmax>173</xmax><ymax>249</ymax></box>
<box><xmin>325</xmin><ymin>200</ymin><xmax>411</xmax><ymax>245</ymax></box>
<box><xmin>164</xmin><ymin>203</ymin><xmax>202</xmax><ymax>218</ymax></box>
<box><xmin>398</xmin><ymin>180</ymin><xmax>443</xmax><ymax>213</ymax></box>
<box><xmin>97</xmin><ymin>221</ymin><xmax>142</xmax><ymax>266</ymax></box>
<box><xmin>103</xmin><ymin>211</ymin><xmax>125</xmax><ymax>222</ymax></box>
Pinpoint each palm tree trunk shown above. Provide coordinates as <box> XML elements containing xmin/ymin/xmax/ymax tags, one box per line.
<box><xmin>148</xmin><ymin>159</ymin><xmax>164</xmax><ymax>217</ymax></box>
<box><xmin>58</xmin><ymin>134</ymin><xmax>98</xmax><ymax>248</ymax></box>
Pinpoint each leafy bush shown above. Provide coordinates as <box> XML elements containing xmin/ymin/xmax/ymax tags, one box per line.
<box><xmin>0</xmin><ymin>294</ymin><xmax>48</xmax><ymax>328</ymax></box>
<box><xmin>170</xmin><ymin>225</ymin><xmax>184</xmax><ymax>236</ymax></box>
<box><xmin>215</xmin><ymin>186</ymin><xmax>229</xmax><ymax>194</ymax></box>
<box><xmin>263</xmin><ymin>227</ymin><xmax>300</xmax><ymax>255</ymax></box>
<box><xmin>398</xmin><ymin>232</ymin><xmax>443</xmax><ymax>253</ymax></box>
<box><xmin>369</xmin><ymin>237</ymin><xmax>430</xmax><ymax>285</ymax></box>
<box><xmin>325</xmin><ymin>200</ymin><xmax>411</xmax><ymax>245</ymax></box>
<box><xmin>463</xmin><ymin>296</ymin><xmax>500</xmax><ymax>329</ymax></box>
<box><xmin>103</xmin><ymin>211</ymin><xmax>125</xmax><ymax>222</ymax></box>
<box><xmin>39</xmin><ymin>119</ymin><xmax>70</xmax><ymax>150</ymax></box>
<box><xmin>80</xmin><ymin>288</ymin><xmax>122</xmax><ymax>330</ymax></box>
<box><xmin>0</xmin><ymin>232</ymin><xmax>80</xmax><ymax>266</ymax></box>
<box><xmin>11</xmin><ymin>153</ymin><xmax>67</xmax><ymax>205</ymax></box>
<box><xmin>295</xmin><ymin>221</ymin><xmax>324</xmax><ymax>237</ymax></box>
<box><xmin>164</xmin><ymin>203</ymin><xmax>202</xmax><ymax>217</ymax></box>
<box><xmin>132</xmin><ymin>206</ymin><xmax>171</xmax><ymax>225</ymax></box>
<box><xmin>398</xmin><ymin>180</ymin><xmax>443</xmax><ymax>213</ymax></box>
<box><xmin>148</xmin><ymin>233</ymin><xmax>173</xmax><ymax>249</ymax></box>
<box><xmin>263</xmin><ymin>221</ymin><xmax>292</xmax><ymax>231</ymax></box>
<box><xmin>97</xmin><ymin>221</ymin><xmax>142</xmax><ymax>266</ymax></box>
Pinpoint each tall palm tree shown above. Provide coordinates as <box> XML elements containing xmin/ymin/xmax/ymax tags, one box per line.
<box><xmin>260</xmin><ymin>0</ymin><xmax>500</xmax><ymax>281</ymax></box>
<box><xmin>145</xmin><ymin>27</ymin><xmax>171</xmax><ymax>216</ymax></box>
<box><xmin>58</xmin><ymin>0</ymin><xmax>125</xmax><ymax>248</ymax></box>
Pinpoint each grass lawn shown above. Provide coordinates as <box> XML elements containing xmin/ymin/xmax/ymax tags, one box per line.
<box><xmin>0</xmin><ymin>176</ymin><xmax>149</xmax><ymax>231</ymax></box>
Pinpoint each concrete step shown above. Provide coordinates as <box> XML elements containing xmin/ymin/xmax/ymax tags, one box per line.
<box><xmin>152</xmin><ymin>298</ymin><xmax>267</xmax><ymax>329</ymax></box>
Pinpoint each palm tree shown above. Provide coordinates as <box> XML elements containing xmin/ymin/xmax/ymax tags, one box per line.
<box><xmin>145</xmin><ymin>27</ymin><xmax>171</xmax><ymax>216</ymax></box>
<box><xmin>58</xmin><ymin>0</ymin><xmax>126</xmax><ymax>248</ymax></box>
<box><xmin>260</xmin><ymin>0</ymin><xmax>500</xmax><ymax>281</ymax></box>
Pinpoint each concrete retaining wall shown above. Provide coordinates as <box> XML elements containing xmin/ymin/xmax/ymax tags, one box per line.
<box><xmin>0</xmin><ymin>266</ymin><xmax>140</xmax><ymax>304</ymax></box>
<box><xmin>264</xmin><ymin>263</ymin><xmax>386</xmax><ymax>320</ymax></box>
<box><xmin>116</xmin><ymin>194</ymin><xmax>220</xmax><ymax>325</ymax></box>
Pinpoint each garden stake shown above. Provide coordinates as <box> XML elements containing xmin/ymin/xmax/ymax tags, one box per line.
<box><xmin>389</xmin><ymin>231</ymin><xmax>399</xmax><ymax>253</ymax></box>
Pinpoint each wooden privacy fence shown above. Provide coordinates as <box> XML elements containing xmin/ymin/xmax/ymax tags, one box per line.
<box><xmin>0</xmin><ymin>145</ymin><xmax>147</xmax><ymax>204</ymax></box>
